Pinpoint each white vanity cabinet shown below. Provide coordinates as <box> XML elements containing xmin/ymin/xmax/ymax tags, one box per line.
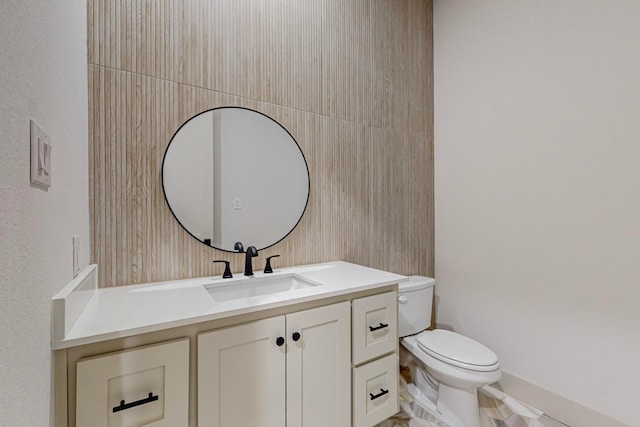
<box><xmin>197</xmin><ymin>301</ymin><xmax>351</xmax><ymax>427</ymax></box>
<box><xmin>55</xmin><ymin>262</ymin><xmax>407</xmax><ymax>427</ymax></box>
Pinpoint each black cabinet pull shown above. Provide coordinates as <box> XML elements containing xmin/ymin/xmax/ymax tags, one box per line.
<box><xmin>369</xmin><ymin>322</ymin><xmax>389</xmax><ymax>332</ymax></box>
<box><xmin>292</xmin><ymin>332</ymin><xmax>301</xmax><ymax>341</ymax></box>
<box><xmin>369</xmin><ymin>388</ymin><xmax>389</xmax><ymax>401</ymax></box>
<box><xmin>113</xmin><ymin>392</ymin><xmax>159</xmax><ymax>413</ymax></box>
<box><xmin>276</xmin><ymin>336</ymin><xmax>285</xmax><ymax>347</ymax></box>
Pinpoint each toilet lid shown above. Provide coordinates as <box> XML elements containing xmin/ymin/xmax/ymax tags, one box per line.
<box><xmin>416</xmin><ymin>329</ymin><xmax>499</xmax><ymax>371</ymax></box>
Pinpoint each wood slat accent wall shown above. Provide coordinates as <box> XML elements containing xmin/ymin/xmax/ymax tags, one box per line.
<box><xmin>88</xmin><ymin>0</ymin><xmax>434</xmax><ymax>287</ymax></box>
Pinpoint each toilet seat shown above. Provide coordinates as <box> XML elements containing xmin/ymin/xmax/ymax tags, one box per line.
<box><xmin>416</xmin><ymin>329</ymin><xmax>499</xmax><ymax>372</ymax></box>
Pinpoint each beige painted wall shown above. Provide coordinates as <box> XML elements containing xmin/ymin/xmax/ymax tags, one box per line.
<box><xmin>0</xmin><ymin>1</ymin><xmax>90</xmax><ymax>425</ymax></box>
<box><xmin>434</xmin><ymin>1</ymin><xmax>640</xmax><ymax>426</ymax></box>
<box><xmin>89</xmin><ymin>0</ymin><xmax>434</xmax><ymax>287</ymax></box>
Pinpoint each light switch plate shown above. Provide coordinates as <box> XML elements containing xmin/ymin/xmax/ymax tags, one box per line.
<box><xmin>30</xmin><ymin>119</ymin><xmax>51</xmax><ymax>188</ymax></box>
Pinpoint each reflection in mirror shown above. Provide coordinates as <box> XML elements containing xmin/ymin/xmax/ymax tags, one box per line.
<box><xmin>162</xmin><ymin>107</ymin><xmax>309</xmax><ymax>252</ymax></box>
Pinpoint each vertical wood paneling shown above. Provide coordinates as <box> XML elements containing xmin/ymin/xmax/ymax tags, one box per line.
<box><xmin>88</xmin><ymin>0</ymin><xmax>434</xmax><ymax>287</ymax></box>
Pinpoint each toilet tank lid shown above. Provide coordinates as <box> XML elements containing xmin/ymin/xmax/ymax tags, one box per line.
<box><xmin>399</xmin><ymin>275</ymin><xmax>435</xmax><ymax>292</ymax></box>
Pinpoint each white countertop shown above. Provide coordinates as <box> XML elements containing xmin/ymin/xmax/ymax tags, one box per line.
<box><xmin>52</xmin><ymin>261</ymin><xmax>407</xmax><ymax>350</ymax></box>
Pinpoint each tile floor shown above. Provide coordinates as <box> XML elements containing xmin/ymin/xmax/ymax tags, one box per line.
<box><xmin>383</xmin><ymin>347</ymin><xmax>572</xmax><ymax>427</ymax></box>
<box><xmin>476</xmin><ymin>391</ymin><xmax>570</xmax><ymax>427</ymax></box>
<box><xmin>375</xmin><ymin>385</ymin><xmax>570</xmax><ymax>427</ymax></box>
<box><xmin>375</xmin><ymin>346</ymin><xmax>570</xmax><ymax>427</ymax></box>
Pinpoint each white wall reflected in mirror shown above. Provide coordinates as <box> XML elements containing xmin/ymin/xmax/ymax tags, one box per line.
<box><xmin>163</xmin><ymin>107</ymin><xmax>310</xmax><ymax>252</ymax></box>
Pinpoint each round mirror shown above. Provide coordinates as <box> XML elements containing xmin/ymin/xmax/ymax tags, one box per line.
<box><xmin>162</xmin><ymin>107</ymin><xmax>310</xmax><ymax>252</ymax></box>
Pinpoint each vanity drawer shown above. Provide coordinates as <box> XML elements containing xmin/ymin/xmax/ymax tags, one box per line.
<box><xmin>352</xmin><ymin>291</ymin><xmax>398</xmax><ymax>365</ymax></box>
<box><xmin>353</xmin><ymin>353</ymin><xmax>399</xmax><ymax>427</ymax></box>
<box><xmin>76</xmin><ymin>338</ymin><xmax>189</xmax><ymax>427</ymax></box>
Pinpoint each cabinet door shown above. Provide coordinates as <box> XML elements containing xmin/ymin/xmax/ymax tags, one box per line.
<box><xmin>286</xmin><ymin>302</ymin><xmax>351</xmax><ymax>427</ymax></box>
<box><xmin>198</xmin><ymin>316</ymin><xmax>285</xmax><ymax>427</ymax></box>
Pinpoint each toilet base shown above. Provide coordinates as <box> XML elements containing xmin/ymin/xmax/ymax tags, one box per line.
<box><xmin>436</xmin><ymin>382</ymin><xmax>480</xmax><ymax>427</ymax></box>
<box><xmin>401</xmin><ymin>333</ymin><xmax>501</xmax><ymax>427</ymax></box>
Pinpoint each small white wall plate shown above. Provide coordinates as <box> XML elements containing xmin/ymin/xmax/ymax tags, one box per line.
<box><xmin>30</xmin><ymin>119</ymin><xmax>51</xmax><ymax>188</ymax></box>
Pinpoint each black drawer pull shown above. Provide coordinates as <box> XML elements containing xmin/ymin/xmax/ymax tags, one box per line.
<box><xmin>369</xmin><ymin>322</ymin><xmax>389</xmax><ymax>332</ymax></box>
<box><xmin>113</xmin><ymin>392</ymin><xmax>159</xmax><ymax>413</ymax></box>
<box><xmin>370</xmin><ymin>388</ymin><xmax>389</xmax><ymax>400</ymax></box>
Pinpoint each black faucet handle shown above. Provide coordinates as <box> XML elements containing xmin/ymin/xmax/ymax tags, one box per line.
<box><xmin>234</xmin><ymin>241</ymin><xmax>244</xmax><ymax>253</ymax></box>
<box><xmin>264</xmin><ymin>255</ymin><xmax>280</xmax><ymax>274</ymax></box>
<box><xmin>212</xmin><ymin>260</ymin><xmax>233</xmax><ymax>278</ymax></box>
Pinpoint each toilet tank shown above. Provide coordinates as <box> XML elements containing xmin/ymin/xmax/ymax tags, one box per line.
<box><xmin>398</xmin><ymin>276</ymin><xmax>435</xmax><ymax>337</ymax></box>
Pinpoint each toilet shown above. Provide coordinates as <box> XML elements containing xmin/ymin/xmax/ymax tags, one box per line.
<box><xmin>398</xmin><ymin>276</ymin><xmax>501</xmax><ymax>427</ymax></box>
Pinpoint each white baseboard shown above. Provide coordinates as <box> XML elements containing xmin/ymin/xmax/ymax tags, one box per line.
<box><xmin>498</xmin><ymin>370</ymin><xmax>632</xmax><ymax>427</ymax></box>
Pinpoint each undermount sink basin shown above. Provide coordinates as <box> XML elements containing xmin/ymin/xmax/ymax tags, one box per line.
<box><xmin>204</xmin><ymin>274</ymin><xmax>319</xmax><ymax>303</ymax></box>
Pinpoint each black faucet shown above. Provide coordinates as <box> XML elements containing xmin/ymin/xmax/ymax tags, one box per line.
<box><xmin>264</xmin><ymin>254</ymin><xmax>280</xmax><ymax>274</ymax></box>
<box><xmin>244</xmin><ymin>246</ymin><xmax>258</xmax><ymax>276</ymax></box>
<box><xmin>212</xmin><ymin>260</ymin><xmax>233</xmax><ymax>278</ymax></box>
